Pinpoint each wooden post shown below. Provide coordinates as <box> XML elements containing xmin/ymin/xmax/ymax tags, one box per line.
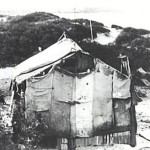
<box><xmin>130</xmin><ymin>78</ymin><xmax>137</xmax><ymax>147</ymax></box>
<box><xmin>130</xmin><ymin>104</ymin><xmax>137</xmax><ymax>147</ymax></box>
<box><xmin>9</xmin><ymin>90</ymin><xmax>15</xmax><ymax>112</ymax></box>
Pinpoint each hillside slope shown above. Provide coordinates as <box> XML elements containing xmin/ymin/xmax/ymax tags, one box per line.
<box><xmin>0</xmin><ymin>12</ymin><xmax>149</xmax><ymax>73</ymax></box>
<box><xmin>0</xmin><ymin>12</ymin><xmax>109</xmax><ymax>66</ymax></box>
<box><xmin>115</xmin><ymin>27</ymin><xmax>150</xmax><ymax>72</ymax></box>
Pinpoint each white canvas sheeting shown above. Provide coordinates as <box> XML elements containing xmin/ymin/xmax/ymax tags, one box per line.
<box><xmin>15</xmin><ymin>64</ymin><xmax>52</xmax><ymax>84</ymax></box>
<box><xmin>51</xmin><ymin>70</ymin><xmax>94</xmax><ymax>137</ymax></box>
<box><xmin>52</xmin><ymin>70</ymin><xmax>74</xmax><ymax>102</ymax></box>
<box><xmin>24</xmin><ymin>57</ymin><xmax>132</xmax><ymax>138</ymax></box>
<box><xmin>74</xmin><ymin>72</ymin><xmax>94</xmax><ymax>137</ymax></box>
<box><xmin>93</xmin><ymin>60</ymin><xmax>113</xmax><ymax>131</ymax></box>
<box><xmin>24</xmin><ymin>63</ymin><xmax>132</xmax><ymax>137</ymax></box>
<box><xmin>49</xmin><ymin>100</ymin><xmax>71</xmax><ymax>137</ymax></box>
<box><xmin>113</xmin><ymin>71</ymin><xmax>131</xmax><ymax>99</ymax></box>
<box><xmin>49</xmin><ymin>70</ymin><xmax>73</xmax><ymax>137</ymax></box>
<box><xmin>13</xmin><ymin>37</ymin><xmax>82</xmax><ymax>78</ymax></box>
<box><xmin>25</xmin><ymin>71</ymin><xmax>53</xmax><ymax>111</ymax></box>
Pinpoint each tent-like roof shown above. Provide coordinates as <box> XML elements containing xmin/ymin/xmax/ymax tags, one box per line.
<box><xmin>13</xmin><ymin>37</ymin><xmax>82</xmax><ymax>79</ymax></box>
<box><xmin>13</xmin><ymin>37</ymin><xmax>130</xmax><ymax>84</ymax></box>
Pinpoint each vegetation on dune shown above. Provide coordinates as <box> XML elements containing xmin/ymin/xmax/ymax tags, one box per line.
<box><xmin>72</xmin><ymin>19</ymin><xmax>110</xmax><ymax>33</ymax></box>
<box><xmin>10</xmin><ymin>12</ymin><xmax>60</xmax><ymax>23</ymax></box>
<box><xmin>115</xmin><ymin>27</ymin><xmax>150</xmax><ymax>72</ymax></box>
<box><xmin>0</xmin><ymin>12</ymin><xmax>110</xmax><ymax>67</ymax></box>
<box><xmin>124</xmin><ymin>27</ymin><xmax>150</xmax><ymax>35</ymax></box>
<box><xmin>79</xmin><ymin>41</ymin><xmax>121</xmax><ymax>70</ymax></box>
<box><xmin>116</xmin><ymin>27</ymin><xmax>150</xmax><ymax>46</ymax></box>
<box><xmin>0</xmin><ymin>12</ymin><xmax>149</xmax><ymax>72</ymax></box>
<box><xmin>115</xmin><ymin>31</ymin><xmax>141</xmax><ymax>45</ymax></box>
<box><xmin>0</xmin><ymin>21</ymin><xmax>63</xmax><ymax>66</ymax></box>
<box><xmin>131</xmin><ymin>38</ymin><xmax>150</xmax><ymax>48</ymax></box>
<box><xmin>111</xmin><ymin>24</ymin><xmax>123</xmax><ymax>30</ymax></box>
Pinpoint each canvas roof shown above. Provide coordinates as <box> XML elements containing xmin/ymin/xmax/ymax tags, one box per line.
<box><xmin>13</xmin><ymin>37</ymin><xmax>82</xmax><ymax>79</ymax></box>
<box><xmin>13</xmin><ymin>37</ymin><xmax>130</xmax><ymax>84</ymax></box>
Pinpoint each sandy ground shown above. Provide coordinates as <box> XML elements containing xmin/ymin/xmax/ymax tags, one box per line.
<box><xmin>94</xmin><ymin>27</ymin><xmax>122</xmax><ymax>45</ymax></box>
<box><xmin>0</xmin><ymin>67</ymin><xmax>14</xmax><ymax>79</ymax></box>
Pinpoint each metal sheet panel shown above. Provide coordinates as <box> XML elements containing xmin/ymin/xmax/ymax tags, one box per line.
<box><xmin>50</xmin><ymin>70</ymin><xmax>74</xmax><ymax>137</ymax></box>
<box><xmin>74</xmin><ymin>73</ymin><xmax>94</xmax><ymax>137</ymax></box>
<box><xmin>93</xmin><ymin>61</ymin><xmax>113</xmax><ymax>132</ymax></box>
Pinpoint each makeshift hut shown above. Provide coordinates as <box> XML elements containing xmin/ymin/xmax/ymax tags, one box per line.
<box><xmin>11</xmin><ymin>37</ymin><xmax>137</xmax><ymax>149</ymax></box>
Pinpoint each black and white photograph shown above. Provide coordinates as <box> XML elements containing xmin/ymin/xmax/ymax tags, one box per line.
<box><xmin>0</xmin><ymin>0</ymin><xmax>150</xmax><ymax>149</ymax></box>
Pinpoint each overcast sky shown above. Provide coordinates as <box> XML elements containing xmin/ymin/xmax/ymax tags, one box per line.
<box><xmin>0</xmin><ymin>0</ymin><xmax>150</xmax><ymax>30</ymax></box>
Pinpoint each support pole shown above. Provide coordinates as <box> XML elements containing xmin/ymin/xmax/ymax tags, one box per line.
<box><xmin>90</xmin><ymin>20</ymin><xmax>93</xmax><ymax>41</ymax></box>
<box><xmin>9</xmin><ymin>90</ymin><xmax>14</xmax><ymax>112</ymax></box>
